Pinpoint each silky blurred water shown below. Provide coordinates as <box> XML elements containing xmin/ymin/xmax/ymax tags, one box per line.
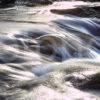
<box><xmin>0</xmin><ymin>1</ymin><xmax>100</xmax><ymax>100</ymax></box>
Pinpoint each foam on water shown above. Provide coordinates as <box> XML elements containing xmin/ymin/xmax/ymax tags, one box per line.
<box><xmin>0</xmin><ymin>1</ymin><xmax>100</xmax><ymax>100</ymax></box>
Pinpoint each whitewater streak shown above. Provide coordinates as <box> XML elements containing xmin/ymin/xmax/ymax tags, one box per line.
<box><xmin>0</xmin><ymin>2</ymin><xmax>100</xmax><ymax>99</ymax></box>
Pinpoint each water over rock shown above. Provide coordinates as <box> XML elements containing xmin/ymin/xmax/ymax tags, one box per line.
<box><xmin>65</xmin><ymin>71</ymin><xmax>100</xmax><ymax>89</ymax></box>
<box><xmin>0</xmin><ymin>1</ymin><xmax>100</xmax><ymax>100</ymax></box>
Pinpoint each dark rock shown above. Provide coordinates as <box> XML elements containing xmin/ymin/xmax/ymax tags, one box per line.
<box><xmin>0</xmin><ymin>0</ymin><xmax>15</xmax><ymax>8</ymax></box>
<box><xmin>65</xmin><ymin>72</ymin><xmax>100</xmax><ymax>89</ymax></box>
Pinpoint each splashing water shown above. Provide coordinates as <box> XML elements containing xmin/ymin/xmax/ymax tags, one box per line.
<box><xmin>0</xmin><ymin>1</ymin><xmax>100</xmax><ymax>100</ymax></box>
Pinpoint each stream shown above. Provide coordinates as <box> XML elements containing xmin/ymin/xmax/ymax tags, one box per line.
<box><xmin>0</xmin><ymin>1</ymin><xmax>100</xmax><ymax>100</ymax></box>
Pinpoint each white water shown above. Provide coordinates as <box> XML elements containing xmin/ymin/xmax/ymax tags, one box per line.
<box><xmin>0</xmin><ymin>1</ymin><xmax>100</xmax><ymax>100</ymax></box>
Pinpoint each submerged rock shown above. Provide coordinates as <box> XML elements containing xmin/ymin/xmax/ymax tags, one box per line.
<box><xmin>65</xmin><ymin>71</ymin><xmax>100</xmax><ymax>89</ymax></box>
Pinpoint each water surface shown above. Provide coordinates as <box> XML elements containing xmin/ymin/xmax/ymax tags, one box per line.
<box><xmin>0</xmin><ymin>1</ymin><xmax>100</xmax><ymax>100</ymax></box>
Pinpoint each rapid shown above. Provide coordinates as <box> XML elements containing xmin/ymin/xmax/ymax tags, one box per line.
<box><xmin>0</xmin><ymin>1</ymin><xmax>100</xmax><ymax>100</ymax></box>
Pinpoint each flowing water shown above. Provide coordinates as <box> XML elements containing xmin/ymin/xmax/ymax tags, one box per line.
<box><xmin>0</xmin><ymin>1</ymin><xmax>100</xmax><ymax>100</ymax></box>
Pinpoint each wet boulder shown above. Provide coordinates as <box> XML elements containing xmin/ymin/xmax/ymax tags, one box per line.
<box><xmin>65</xmin><ymin>71</ymin><xmax>100</xmax><ymax>89</ymax></box>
